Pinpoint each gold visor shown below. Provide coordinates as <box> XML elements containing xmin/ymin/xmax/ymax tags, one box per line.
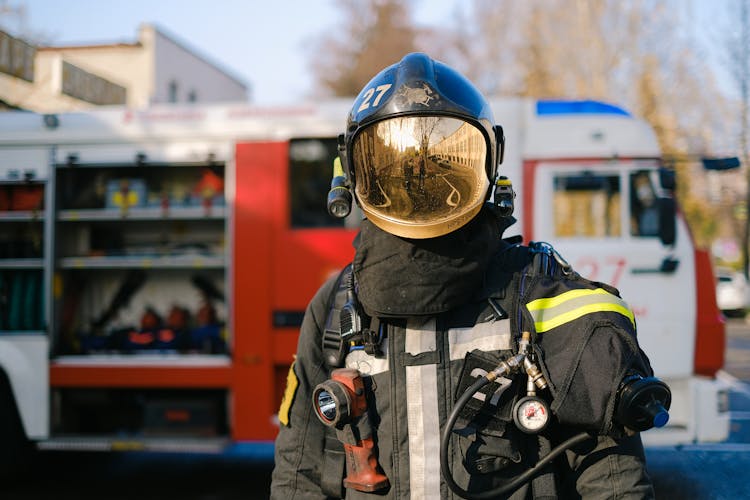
<box><xmin>351</xmin><ymin>116</ymin><xmax>489</xmax><ymax>238</ymax></box>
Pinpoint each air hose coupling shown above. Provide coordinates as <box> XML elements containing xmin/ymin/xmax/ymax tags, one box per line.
<box><xmin>487</xmin><ymin>353</ymin><xmax>525</xmax><ymax>382</ymax></box>
<box><xmin>523</xmin><ymin>356</ymin><xmax>548</xmax><ymax>392</ymax></box>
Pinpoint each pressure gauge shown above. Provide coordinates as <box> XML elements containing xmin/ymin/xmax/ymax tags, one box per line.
<box><xmin>513</xmin><ymin>396</ymin><xmax>550</xmax><ymax>434</ymax></box>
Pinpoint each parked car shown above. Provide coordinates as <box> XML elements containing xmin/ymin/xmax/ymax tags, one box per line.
<box><xmin>716</xmin><ymin>268</ymin><xmax>750</xmax><ymax>317</ymax></box>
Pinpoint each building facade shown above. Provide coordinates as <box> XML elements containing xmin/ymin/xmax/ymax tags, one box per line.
<box><xmin>0</xmin><ymin>23</ymin><xmax>249</xmax><ymax>112</ymax></box>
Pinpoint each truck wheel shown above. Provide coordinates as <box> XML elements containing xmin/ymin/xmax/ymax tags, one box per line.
<box><xmin>0</xmin><ymin>379</ymin><xmax>33</xmax><ymax>484</ymax></box>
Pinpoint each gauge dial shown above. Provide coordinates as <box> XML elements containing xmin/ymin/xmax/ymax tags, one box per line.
<box><xmin>513</xmin><ymin>396</ymin><xmax>550</xmax><ymax>433</ymax></box>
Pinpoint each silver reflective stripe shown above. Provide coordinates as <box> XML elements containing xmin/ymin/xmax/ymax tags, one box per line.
<box><xmin>448</xmin><ymin>319</ymin><xmax>512</xmax><ymax>360</ymax></box>
<box><xmin>405</xmin><ymin>317</ymin><xmax>441</xmax><ymax>499</ymax></box>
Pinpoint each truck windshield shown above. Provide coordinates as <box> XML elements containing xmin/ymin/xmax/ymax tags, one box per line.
<box><xmin>553</xmin><ymin>174</ymin><xmax>621</xmax><ymax>237</ymax></box>
<box><xmin>551</xmin><ymin>169</ymin><xmax>660</xmax><ymax>239</ymax></box>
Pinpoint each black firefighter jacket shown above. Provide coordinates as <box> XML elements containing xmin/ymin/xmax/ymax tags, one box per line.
<box><xmin>270</xmin><ymin>242</ymin><xmax>656</xmax><ymax>499</ymax></box>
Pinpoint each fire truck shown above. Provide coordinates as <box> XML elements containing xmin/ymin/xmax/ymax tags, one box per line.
<box><xmin>0</xmin><ymin>98</ymin><xmax>729</xmax><ymax>467</ymax></box>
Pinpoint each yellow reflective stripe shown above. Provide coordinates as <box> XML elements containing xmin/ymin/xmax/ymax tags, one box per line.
<box><xmin>527</xmin><ymin>287</ymin><xmax>611</xmax><ymax>311</ymax></box>
<box><xmin>533</xmin><ymin>302</ymin><xmax>635</xmax><ymax>333</ymax></box>
<box><xmin>527</xmin><ymin>288</ymin><xmax>635</xmax><ymax>333</ymax></box>
<box><xmin>278</xmin><ymin>359</ymin><xmax>298</xmax><ymax>427</ymax></box>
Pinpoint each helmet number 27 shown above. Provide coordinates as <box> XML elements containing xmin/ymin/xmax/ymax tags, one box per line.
<box><xmin>357</xmin><ymin>84</ymin><xmax>393</xmax><ymax>113</ymax></box>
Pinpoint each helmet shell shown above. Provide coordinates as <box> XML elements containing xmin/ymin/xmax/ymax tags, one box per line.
<box><xmin>345</xmin><ymin>52</ymin><xmax>499</xmax><ymax>190</ymax></box>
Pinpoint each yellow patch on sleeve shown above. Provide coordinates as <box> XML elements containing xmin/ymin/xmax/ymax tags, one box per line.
<box><xmin>278</xmin><ymin>360</ymin><xmax>299</xmax><ymax>427</ymax></box>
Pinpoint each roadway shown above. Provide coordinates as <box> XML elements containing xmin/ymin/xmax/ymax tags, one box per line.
<box><xmin>3</xmin><ymin>318</ymin><xmax>750</xmax><ymax>499</ymax></box>
<box><xmin>644</xmin><ymin>317</ymin><xmax>750</xmax><ymax>499</ymax></box>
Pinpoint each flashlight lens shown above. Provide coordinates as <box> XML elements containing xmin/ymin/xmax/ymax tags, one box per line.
<box><xmin>316</xmin><ymin>390</ymin><xmax>337</xmax><ymax>422</ymax></box>
<box><xmin>329</xmin><ymin>199</ymin><xmax>351</xmax><ymax>218</ymax></box>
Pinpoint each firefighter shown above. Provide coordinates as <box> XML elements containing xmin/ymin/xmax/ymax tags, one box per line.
<box><xmin>271</xmin><ymin>53</ymin><xmax>661</xmax><ymax>499</ymax></box>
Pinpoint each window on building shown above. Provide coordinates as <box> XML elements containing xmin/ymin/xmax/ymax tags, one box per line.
<box><xmin>552</xmin><ymin>173</ymin><xmax>621</xmax><ymax>237</ymax></box>
<box><xmin>168</xmin><ymin>80</ymin><xmax>178</xmax><ymax>103</ymax></box>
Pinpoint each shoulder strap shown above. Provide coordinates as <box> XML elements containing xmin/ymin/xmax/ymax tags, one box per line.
<box><xmin>527</xmin><ymin>241</ymin><xmax>573</xmax><ymax>278</ymax></box>
<box><xmin>320</xmin><ymin>263</ymin><xmax>356</xmax><ymax>498</ymax></box>
<box><xmin>322</xmin><ymin>264</ymin><xmax>353</xmax><ymax>369</ymax></box>
<box><xmin>322</xmin><ymin>263</ymin><xmax>384</xmax><ymax>367</ymax></box>
<box><xmin>483</xmin><ymin>241</ymin><xmax>532</xmax><ymax>300</ymax></box>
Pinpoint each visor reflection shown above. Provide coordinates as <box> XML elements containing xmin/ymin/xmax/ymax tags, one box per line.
<box><xmin>352</xmin><ymin>117</ymin><xmax>487</xmax><ymax>225</ymax></box>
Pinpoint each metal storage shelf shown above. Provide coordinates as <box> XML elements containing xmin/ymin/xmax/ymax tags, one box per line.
<box><xmin>0</xmin><ymin>211</ymin><xmax>44</xmax><ymax>221</ymax></box>
<box><xmin>58</xmin><ymin>254</ymin><xmax>225</xmax><ymax>269</ymax></box>
<box><xmin>57</xmin><ymin>206</ymin><xmax>225</xmax><ymax>221</ymax></box>
<box><xmin>53</xmin><ymin>353</ymin><xmax>231</xmax><ymax>366</ymax></box>
<box><xmin>36</xmin><ymin>436</ymin><xmax>232</xmax><ymax>453</ymax></box>
<box><xmin>0</xmin><ymin>258</ymin><xmax>44</xmax><ymax>269</ymax></box>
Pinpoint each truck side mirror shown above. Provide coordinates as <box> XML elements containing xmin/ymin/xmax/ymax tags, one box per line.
<box><xmin>659</xmin><ymin>168</ymin><xmax>676</xmax><ymax>191</ymax></box>
<box><xmin>657</xmin><ymin>197</ymin><xmax>676</xmax><ymax>246</ymax></box>
<box><xmin>702</xmin><ymin>157</ymin><xmax>740</xmax><ymax>171</ymax></box>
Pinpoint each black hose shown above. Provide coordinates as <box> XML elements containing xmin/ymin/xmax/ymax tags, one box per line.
<box><xmin>440</xmin><ymin>376</ymin><xmax>488</xmax><ymax>498</ymax></box>
<box><xmin>440</xmin><ymin>375</ymin><xmax>592</xmax><ymax>499</ymax></box>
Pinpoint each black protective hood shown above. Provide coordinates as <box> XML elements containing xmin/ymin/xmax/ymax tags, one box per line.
<box><xmin>352</xmin><ymin>207</ymin><xmax>502</xmax><ymax>317</ymax></box>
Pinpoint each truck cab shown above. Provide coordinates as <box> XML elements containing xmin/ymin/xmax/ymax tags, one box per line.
<box><xmin>494</xmin><ymin>98</ymin><xmax>729</xmax><ymax>444</ymax></box>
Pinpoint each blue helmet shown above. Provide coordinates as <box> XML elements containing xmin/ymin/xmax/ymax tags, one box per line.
<box><xmin>341</xmin><ymin>53</ymin><xmax>504</xmax><ymax>238</ymax></box>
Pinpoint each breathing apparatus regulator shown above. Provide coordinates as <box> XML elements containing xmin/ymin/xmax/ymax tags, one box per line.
<box><xmin>440</xmin><ymin>331</ymin><xmax>672</xmax><ymax>500</ymax></box>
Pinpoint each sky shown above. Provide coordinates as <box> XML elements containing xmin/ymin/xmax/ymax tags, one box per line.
<box><xmin>1</xmin><ymin>0</ymin><xmax>460</xmax><ymax>105</ymax></box>
<box><xmin>0</xmin><ymin>0</ymin><xmax>737</xmax><ymax>105</ymax></box>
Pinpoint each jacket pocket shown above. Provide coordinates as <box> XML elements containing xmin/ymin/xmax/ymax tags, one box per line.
<box><xmin>461</xmin><ymin>429</ymin><xmax>523</xmax><ymax>474</ymax></box>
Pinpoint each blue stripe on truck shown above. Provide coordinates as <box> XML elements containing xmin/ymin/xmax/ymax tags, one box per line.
<box><xmin>536</xmin><ymin>100</ymin><xmax>631</xmax><ymax>117</ymax></box>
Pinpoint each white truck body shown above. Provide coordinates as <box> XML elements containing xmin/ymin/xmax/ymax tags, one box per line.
<box><xmin>0</xmin><ymin>98</ymin><xmax>729</xmax><ymax>453</ymax></box>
